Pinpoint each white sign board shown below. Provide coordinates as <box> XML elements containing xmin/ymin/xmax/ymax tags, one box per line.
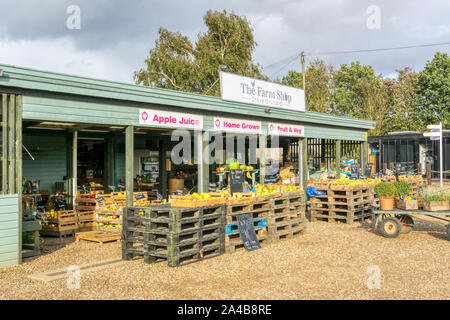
<box><xmin>139</xmin><ymin>109</ymin><xmax>203</xmax><ymax>130</ymax></box>
<box><xmin>268</xmin><ymin>122</ymin><xmax>305</xmax><ymax>137</ymax></box>
<box><xmin>220</xmin><ymin>71</ymin><xmax>305</xmax><ymax>112</ymax></box>
<box><xmin>213</xmin><ymin>117</ymin><xmax>262</xmax><ymax>134</ymax></box>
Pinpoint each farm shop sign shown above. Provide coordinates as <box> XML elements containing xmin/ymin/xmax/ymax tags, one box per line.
<box><xmin>220</xmin><ymin>71</ymin><xmax>306</xmax><ymax>112</ymax></box>
<box><xmin>213</xmin><ymin>117</ymin><xmax>262</xmax><ymax>134</ymax></box>
<box><xmin>139</xmin><ymin>109</ymin><xmax>203</xmax><ymax>130</ymax></box>
<box><xmin>268</xmin><ymin>122</ymin><xmax>305</xmax><ymax>137</ymax></box>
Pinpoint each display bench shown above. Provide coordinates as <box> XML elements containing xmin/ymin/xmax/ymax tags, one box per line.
<box><xmin>22</xmin><ymin>220</ymin><xmax>42</xmax><ymax>258</ymax></box>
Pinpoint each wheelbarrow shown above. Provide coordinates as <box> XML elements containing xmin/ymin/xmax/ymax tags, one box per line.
<box><xmin>374</xmin><ymin>209</ymin><xmax>450</xmax><ymax>239</ymax></box>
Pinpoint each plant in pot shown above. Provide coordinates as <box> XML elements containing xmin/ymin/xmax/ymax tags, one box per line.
<box><xmin>421</xmin><ymin>188</ymin><xmax>450</xmax><ymax>211</ymax></box>
<box><xmin>374</xmin><ymin>182</ymin><xmax>397</xmax><ymax>211</ymax></box>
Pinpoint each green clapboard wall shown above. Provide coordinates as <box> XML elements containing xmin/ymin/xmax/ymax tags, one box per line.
<box><xmin>0</xmin><ymin>194</ymin><xmax>19</xmax><ymax>268</ymax></box>
<box><xmin>22</xmin><ymin>133</ymin><xmax>67</xmax><ymax>194</ymax></box>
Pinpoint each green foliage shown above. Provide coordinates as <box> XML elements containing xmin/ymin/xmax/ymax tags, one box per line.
<box><xmin>281</xmin><ymin>59</ymin><xmax>334</xmax><ymax>113</ymax></box>
<box><xmin>134</xmin><ymin>9</ymin><xmax>449</xmax><ymax>133</ymax></box>
<box><xmin>421</xmin><ymin>188</ymin><xmax>450</xmax><ymax>202</ymax></box>
<box><xmin>416</xmin><ymin>52</ymin><xmax>450</xmax><ymax>128</ymax></box>
<box><xmin>134</xmin><ymin>10</ymin><xmax>265</xmax><ymax>96</ymax></box>
<box><xmin>374</xmin><ymin>182</ymin><xmax>397</xmax><ymax>198</ymax></box>
<box><xmin>383</xmin><ymin>67</ymin><xmax>424</xmax><ymax>133</ymax></box>
<box><xmin>393</xmin><ymin>181</ymin><xmax>410</xmax><ymax>196</ymax></box>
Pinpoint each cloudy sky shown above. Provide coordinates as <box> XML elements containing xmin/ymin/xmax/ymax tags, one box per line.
<box><xmin>0</xmin><ymin>0</ymin><xmax>449</xmax><ymax>83</ymax></box>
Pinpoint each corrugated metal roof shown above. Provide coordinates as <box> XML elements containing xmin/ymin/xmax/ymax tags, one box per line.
<box><xmin>0</xmin><ymin>63</ymin><xmax>375</xmax><ymax>130</ymax></box>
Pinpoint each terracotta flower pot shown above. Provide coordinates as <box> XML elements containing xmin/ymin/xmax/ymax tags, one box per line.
<box><xmin>380</xmin><ymin>198</ymin><xmax>394</xmax><ymax>211</ymax></box>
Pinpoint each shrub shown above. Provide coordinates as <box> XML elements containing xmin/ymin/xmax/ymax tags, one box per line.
<box><xmin>374</xmin><ymin>182</ymin><xmax>397</xmax><ymax>198</ymax></box>
<box><xmin>393</xmin><ymin>181</ymin><xmax>410</xmax><ymax>196</ymax></box>
<box><xmin>421</xmin><ymin>188</ymin><xmax>450</xmax><ymax>202</ymax></box>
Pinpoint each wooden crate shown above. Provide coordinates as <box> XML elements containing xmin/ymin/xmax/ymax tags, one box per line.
<box><xmin>396</xmin><ymin>199</ymin><xmax>418</xmax><ymax>210</ymax></box>
<box><xmin>44</xmin><ymin>210</ymin><xmax>77</xmax><ymax>224</ymax></box>
<box><xmin>170</xmin><ymin>195</ymin><xmax>227</xmax><ymax>208</ymax></box>
<box><xmin>424</xmin><ymin>201</ymin><xmax>450</xmax><ymax>212</ymax></box>
<box><xmin>41</xmin><ymin>221</ymin><xmax>78</xmax><ymax>232</ymax></box>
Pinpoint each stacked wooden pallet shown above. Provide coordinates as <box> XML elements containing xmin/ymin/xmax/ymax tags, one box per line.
<box><xmin>310</xmin><ymin>186</ymin><xmax>374</xmax><ymax>224</ymax></box>
<box><xmin>41</xmin><ymin>210</ymin><xmax>79</xmax><ymax>237</ymax></box>
<box><xmin>224</xmin><ymin>196</ymin><xmax>273</xmax><ymax>253</ymax></box>
<box><xmin>122</xmin><ymin>204</ymin><xmax>226</xmax><ymax>267</ymax></box>
<box><xmin>267</xmin><ymin>191</ymin><xmax>307</xmax><ymax>242</ymax></box>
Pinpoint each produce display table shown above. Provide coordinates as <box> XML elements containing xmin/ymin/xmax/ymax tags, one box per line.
<box><xmin>374</xmin><ymin>209</ymin><xmax>450</xmax><ymax>239</ymax></box>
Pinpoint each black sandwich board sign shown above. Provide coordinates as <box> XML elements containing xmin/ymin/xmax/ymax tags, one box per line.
<box><xmin>350</xmin><ymin>163</ymin><xmax>359</xmax><ymax>179</ymax></box>
<box><xmin>237</xmin><ymin>213</ymin><xmax>262</xmax><ymax>251</ymax></box>
<box><xmin>230</xmin><ymin>169</ymin><xmax>244</xmax><ymax>196</ymax></box>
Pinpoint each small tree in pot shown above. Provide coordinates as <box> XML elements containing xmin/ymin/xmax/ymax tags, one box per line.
<box><xmin>374</xmin><ymin>182</ymin><xmax>398</xmax><ymax>210</ymax></box>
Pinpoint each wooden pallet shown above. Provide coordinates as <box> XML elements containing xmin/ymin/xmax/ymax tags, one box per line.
<box><xmin>40</xmin><ymin>228</ymin><xmax>78</xmax><ymax>238</ymax></box>
<box><xmin>225</xmin><ymin>228</ymin><xmax>268</xmax><ymax>253</ymax></box>
<box><xmin>75</xmin><ymin>231</ymin><xmax>121</xmax><ymax>244</ymax></box>
<box><xmin>268</xmin><ymin>223</ymin><xmax>306</xmax><ymax>243</ymax></box>
<box><xmin>310</xmin><ymin>209</ymin><xmax>373</xmax><ymax>224</ymax></box>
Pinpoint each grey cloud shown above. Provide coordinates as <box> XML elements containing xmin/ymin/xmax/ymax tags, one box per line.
<box><xmin>0</xmin><ymin>0</ymin><xmax>449</xmax><ymax>81</ymax></box>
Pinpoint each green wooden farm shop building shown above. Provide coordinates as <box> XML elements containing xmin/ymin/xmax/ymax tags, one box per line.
<box><xmin>0</xmin><ymin>64</ymin><xmax>375</xmax><ymax>268</ymax></box>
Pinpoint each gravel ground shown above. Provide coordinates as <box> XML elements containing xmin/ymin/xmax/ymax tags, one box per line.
<box><xmin>0</xmin><ymin>219</ymin><xmax>449</xmax><ymax>300</ymax></box>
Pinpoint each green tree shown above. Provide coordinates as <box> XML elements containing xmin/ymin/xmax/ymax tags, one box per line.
<box><xmin>416</xmin><ymin>52</ymin><xmax>450</xmax><ymax>128</ymax></box>
<box><xmin>383</xmin><ymin>67</ymin><xmax>424</xmax><ymax>133</ymax></box>
<box><xmin>332</xmin><ymin>61</ymin><xmax>389</xmax><ymax>135</ymax></box>
<box><xmin>134</xmin><ymin>10</ymin><xmax>264</xmax><ymax>96</ymax></box>
<box><xmin>281</xmin><ymin>59</ymin><xmax>334</xmax><ymax>113</ymax></box>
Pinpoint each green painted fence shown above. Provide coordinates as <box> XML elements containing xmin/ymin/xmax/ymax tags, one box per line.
<box><xmin>0</xmin><ymin>194</ymin><xmax>19</xmax><ymax>268</ymax></box>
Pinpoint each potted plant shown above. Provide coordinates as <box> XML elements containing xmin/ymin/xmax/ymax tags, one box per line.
<box><xmin>421</xmin><ymin>188</ymin><xmax>450</xmax><ymax>211</ymax></box>
<box><xmin>374</xmin><ymin>182</ymin><xmax>397</xmax><ymax>210</ymax></box>
<box><xmin>393</xmin><ymin>181</ymin><xmax>417</xmax><ymax>210</ymax></box>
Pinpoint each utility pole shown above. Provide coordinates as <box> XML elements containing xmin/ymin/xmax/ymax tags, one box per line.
<box><xmin>301</xmin><ymin>51</ymin><xmax>306</xmax><ymax>92</ymax></box>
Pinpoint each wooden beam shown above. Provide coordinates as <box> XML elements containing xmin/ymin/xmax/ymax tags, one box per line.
<box><xmin>259</xmin><ymin>134</ymin><xmax>267</xmax><ymax>185</ymax></box>
<box><xmin>15</xmin><ymin>95</ymin><xmax>22</xmax><ymax>264</ymax></box>
<box><xmin>8</xmin><ymin>94</ymin><xmax>15</xmax><ymax>194</ymax></box>
<box><xmin>2</xmin><ymin>94</ymin><xmax>7</xmax><ymax>194</ymax></box>
<box><xmin>197</xmin><ymin>132</ymin><xmax>209</xmax><ymax>193</ymax></box>
<box><xmin>302</xmin><ymin>138</ymin><xmax>308</xmax><ymax>189</ymax></box>
<box><xmin>158</xmin><ymin>138</ymin><xmax>167</xmax><ymax>198</ymax></box>
<box><xmin>361</xmin><ymin>141</ymin><xmax>368</xmax><ymax>175</ymax></box>
<box><xmin>335</xmin><ymin>140</ymin><xmax>341</xmax><ymax>173</ymax></box>
<box><xmin>125</xmin><ymin>126</ymin><xmax>134</xmax><ymax>207</ymax></box>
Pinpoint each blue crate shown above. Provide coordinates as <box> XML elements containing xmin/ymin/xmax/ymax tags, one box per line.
<box><xmin>225</xmin><ymin>218</ymin><xmax>267</xmax><ymax>235</ymax></box>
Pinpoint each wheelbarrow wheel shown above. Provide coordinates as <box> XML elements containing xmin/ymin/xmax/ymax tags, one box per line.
<box><xmin>446</xmin><ymin>223</ymin><xmax>450</xmax><ymax>241</ymax></box>
<box><xmin>379</xmin><ymin>217</ymin><xmax>402</xmax><ymax>238</ymax></box>
<box><xmin>399</xmin><ymin>215</ymin><xmax>413</xmax><ymax>234</ymax></box>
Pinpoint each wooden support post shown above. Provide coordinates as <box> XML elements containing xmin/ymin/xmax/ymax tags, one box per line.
<box><xmin>418</xmin><ymin>163</ymin><xmax>422</xmax><ymax>176</ymax></box>
<box><xmin>158</xmin><ymin>138</ymin><xmax>167</xmax><ymax>198</ymax></box>
<box><xmin>125</xmin><ymin>126</ymin><xmax>134</xmax><ymax>207</ymax></box>
<box><xmin>104</xmin><ymin>135</ymin><xmax>114</xmax><ymax>192</ymax></box>
<box><xmin>335</xmin><ymin>140</ymin><xmax>341</xmax><ymax>173</ymax></box>
<box><xmin>197</xmin><ymin>131</ymin><xmax>209</xmax><ymax>194</ymax></box>
<box><xmin>8</xmin><ymin>94</ymin><xmax>15</xmax><ymax>194</ymax></box>
<box><xmin>302</xmin><ymin>138</ymin><xmax>308</xmax><ymax>189</ymax></box>
<box><xmin>72</xmin><ymin>131</ymin><xmax>77</xmax><ymax>208</ymax></box>
<box><xmin>2</xmin><ymin>94</ymin><xmax>7</xmax><ymax>194</ymax></box>
<box><xmin>426</xmin><ymin>163</ymin><xmax>431</xmax><ymax>185</ymax></box>
<box><xmin>361</xmin><ymin>141</ymin><xmax>368</xmax><ymax>175</ymax></box>
<box><xmin>378</xmin><ymin>138</ymin><xmax>382</xmax><ymax>173</ymax></box>
<box><xmin>15</xmin><ymin>95</ymin><xmax>22</xmax><ymax>264</ymax></box>
<box><xmin>259</xmin><ymin>134</ymin><xmax>267</xmax><ymax>185</ymax></box>
<box><xmin>298</xmin><ymin>138</ymin><xmax>302</xmax><ymax>186</ymax></box>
